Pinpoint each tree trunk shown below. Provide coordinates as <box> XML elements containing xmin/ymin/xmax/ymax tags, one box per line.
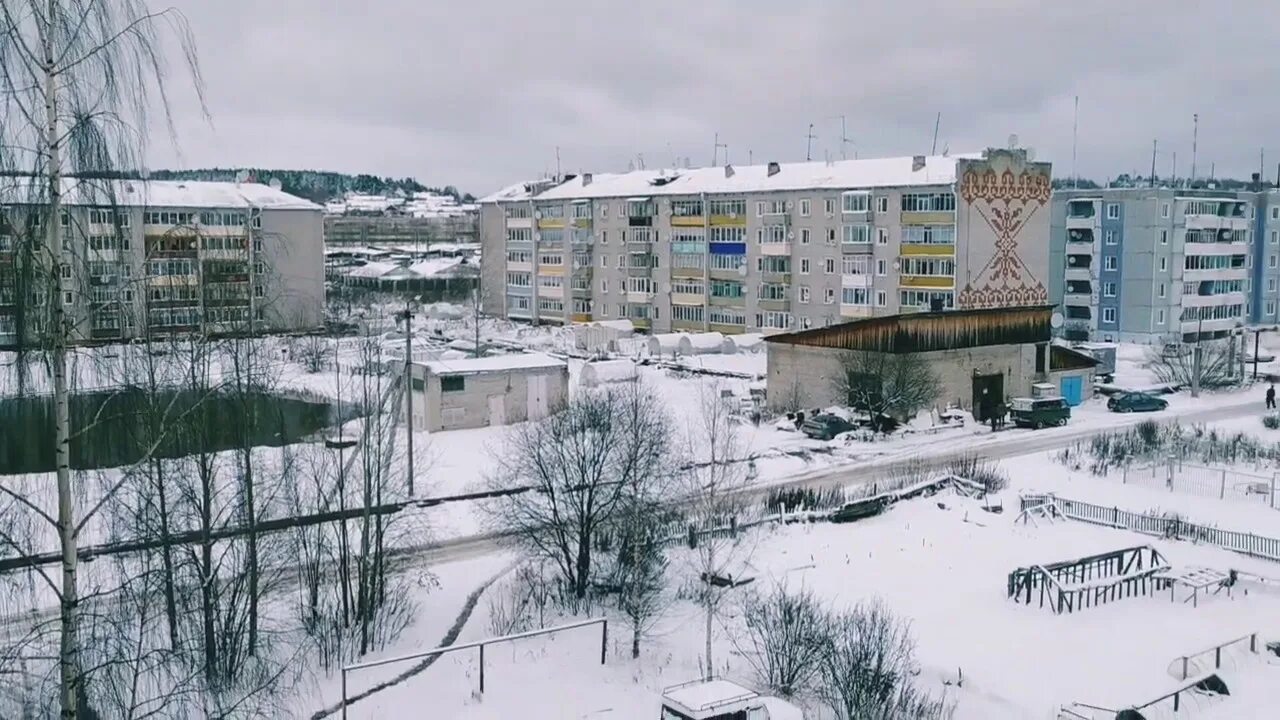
<box><xmin>153</xmin><ymin>457</ymin><xmax>179</xmax><ymax>649</ymax></box>
<box><xmin>631</xmin><ymin>625</ymin><xmax>640</xmax><ymax>659</ymax></box>
<box><xmin>704</xmin><ymin>599</ymin><xmax>714</xmax><ymax>680</ymax></box>
<box><xmin>45</xmin><ymin>10</ymin><xmax>79</xmax><ymax>716</ymax></box>
<box><xmin>575</xmin><ymin>537</ymin><xmax>591</xmax><ymax>600</ymax></box>
<box><xmin>240</xmin><ymin>341</ymin><xmax>259</xmax><ymax>655</ymax></box>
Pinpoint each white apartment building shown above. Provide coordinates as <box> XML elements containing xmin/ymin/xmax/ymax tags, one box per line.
<box><xmin>0</xmin><ymin>180</ymin><xmax>325</xmax><ymax>346</ymax></box>
<box><xmin>479</xmin><ymin>149</ymin><xmax>1052</xmax><ymax>335</ymax></box>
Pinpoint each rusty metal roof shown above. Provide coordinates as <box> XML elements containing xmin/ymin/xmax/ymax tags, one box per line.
<box><xmin>764</xmin><ymin>305</ymin><xmax>1053</xmax><ymax>354</ymax></box>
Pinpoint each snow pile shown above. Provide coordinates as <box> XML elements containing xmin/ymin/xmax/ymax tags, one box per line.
<box><xmin>677</xmin><ymin>332</ymin><xmax>725</xmax><ymax>356</ymax></box>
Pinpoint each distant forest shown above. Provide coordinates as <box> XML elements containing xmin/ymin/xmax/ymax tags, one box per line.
<box><xmin>147</xmin><ymin>168</ymin><xmax>476</xmax><ymax>204</ymax></box>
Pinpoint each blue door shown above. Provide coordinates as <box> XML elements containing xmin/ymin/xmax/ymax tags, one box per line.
<box><xmin>1060</xmin><ymin>375</ymin><xmax>1083</xmax><ymax>406</ymax></box>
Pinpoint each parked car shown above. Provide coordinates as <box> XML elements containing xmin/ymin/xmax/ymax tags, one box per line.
<box><xmin>1107</xmin><ymin>392</ymin><xmax>1168</xmax><ymax>413</ymax></box>
<box><xmin>1008</xmin><ymin>397</ymin><xmax>1070</xmax><ymax>429</ymax></box>
<box><xmin>801</xmin><ymin>413</ymin><xmax>859</xmax><ymax>440</ymax></box>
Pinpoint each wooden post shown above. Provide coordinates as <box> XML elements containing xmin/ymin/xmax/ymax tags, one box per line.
<box><xmin>600</xmin><ymin>619</ymin><xmax>608</xmax><ymax>665</ymax></box>
<box><xmin>1251</xmin><ymin>633</ymin><xmax>1258</xmax><ymax>653</ymax></box>
<box><xmin>1215</xmin><ymin>646</ymin><xmax>1221</xmax><ymax>669</ymax></box>
<box><xmin>479</xmin><ymin>643</ymin><xmax>485</xmax><ymax>693</ymax></box>
<box><xmin>341</xmin><ymin>668</ymin><xmax>348</xmax><ymax>720</ymax></box>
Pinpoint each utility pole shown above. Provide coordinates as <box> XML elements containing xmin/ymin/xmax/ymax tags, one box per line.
<box><xmin>1150</xmin><ymin>140</ymin><xmax>1158</xmax><ymax>188</ymax></box>
<box><xmin>712</xmin><ymin>133</ymin><xmax>727</xmax><ymax>167</ymax></box>
<box><xmin>1071</xmin><ymin>96</ymin><xmax>1079</xmax><ymax>188</ymax></box>
<box><xmin>806</xmin><ymin>124</ymin><xmax>817</xmax><ymax>162</ymax></box>
<box><xmin>1191</xmin><ymin>113</ymin><xmax>1199</xmax><ymax>182</ymax></box>
<box><xmin>397</xmin><ymin>304</ymin><xmax>416</xmax><ymax>495</ymax></box>
<box><xmin>1192</xmin><ymin>317</ymin><xmax>1203</xmax><ymax>398</ymax></box>
<box><xmin>931</xmin><ymin>112</ymin><xmax>941</xmax><ymax>155</ymax></box>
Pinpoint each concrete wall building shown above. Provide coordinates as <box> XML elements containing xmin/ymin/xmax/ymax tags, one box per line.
<box><xmin>480</xmin><ymin>149</ymin><xmax>1052</xmax><ymax>335</ymax></box>
<box><xmin>0</xmin><ymin>180</ymin><xmax>324</xmax><ymax>346</ymax></box>
<box><xmin>408</xmin><ymin>352</ymin><xmax>568</xmax><ymax>431</ymax></box>
<box><xmin>1050</xmin><ymin>186</ymin><xmax>1280</xmax><ymax>344</ymax></box>
<box><xmin>763</xmin><ymin>305</ymin><xmax>1095</xmax><ymax>420</ymax></box>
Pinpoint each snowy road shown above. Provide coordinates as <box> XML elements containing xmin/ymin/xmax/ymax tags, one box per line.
<box><xmin>404</xmin><ymin>396</ymin><xmax>1264</xmax><ymax>567</ymax></box>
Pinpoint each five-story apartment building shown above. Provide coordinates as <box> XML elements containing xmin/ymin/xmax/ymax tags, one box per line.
<box><xmin>481</xmin><ymin>148</ymin><xmax>1052</xmax><ymax>335</ymax></box>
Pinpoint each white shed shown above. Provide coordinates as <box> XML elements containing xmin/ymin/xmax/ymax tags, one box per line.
<box><xmin>721</xmin><ymin>333</ymin><xmax>765</xmax><ymax>354</ymax></box>
<box><xmin>647</xmin><ymin>333</ymin><xmax>684</xmax><ymax>357</ymax></box>
<box><xmin>678</xmin><ymin>332</ymin><xmax>725</xmax><ymax>356</ymax></box>
<box><xmin>573</xmin><ymin>319</ymin><xmax>635</xmax><ymax>354</ymax></box>
<box><xmin>579</xmin><ymin>359</ymin><xmax>638</xmax><ymax>388</ymax></box>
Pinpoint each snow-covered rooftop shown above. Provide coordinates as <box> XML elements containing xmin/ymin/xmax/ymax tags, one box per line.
<box><xmin>347</xmin><ymin>261</ymin><xmax>415</xmax><ymax>279</ymax></box>
<box><xmin>0</xmin><ymin>179</ymin><xmax>321</xmax><ymax>210</ymax></box>
<box><xmin>662</xmin><ymin>679</ymin><xmax>760</xmax><ymax>715</ymax></box>
<box><xmin>481</xmin><ymin>153</ymin><xmax>980</xmax><ymax>203</ymax></box>
<box><xmin>418</xmin><ymin>352</ymin><xmax>566</xmax><ymax>376</ymax></box>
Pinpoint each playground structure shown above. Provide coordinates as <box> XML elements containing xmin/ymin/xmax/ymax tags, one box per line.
<box><xmin>1007</xmin><ymin>545</ymin><xmax>1171</xmax><ymax>614</ymax></box>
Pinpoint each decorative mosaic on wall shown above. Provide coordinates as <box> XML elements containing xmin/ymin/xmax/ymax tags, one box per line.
<box><xmin>957</xmin><ymin>165</ymin><xmax>1052</xmax><ymax>309</ymax></box>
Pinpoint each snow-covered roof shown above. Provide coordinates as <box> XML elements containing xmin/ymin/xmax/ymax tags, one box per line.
<box><xmin>0</xmin><ymin>179</ymin><xmax>321</xmax><ymax>210</ymax></box>
<box><xmin>478</xmin><ymin>177</ymin><xmax>578</xmax><ymax>203</ymax></box>
<box><xmin>408</xmin><ymin>257</ymin><xmax>466</xmax><ymax>277</ymax></box>
<box><xmin>662</xmin><ymin>679</ymin><xmax>760</xmax><ymax>716</ymax></box>
<box><xmin>418</xmin><ymin>352</ymin><xmax>566</xmax><ymax>376</ymax></box>
<box><xmin>482</xmin><ymin>154</ymin><xmax>979</xmax><ymax>204</ymax></box>
<box><xmin>347</xmin><ymin>261</ymin><xmax>414</xmax><ymax>279</ymax></box>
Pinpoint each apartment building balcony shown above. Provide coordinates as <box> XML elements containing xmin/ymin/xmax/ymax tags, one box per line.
<box><xmin>840</xmin><ymin>240</ymin><xmax>873</xmax><ymax>255</ymax></box>
<box><xmin>1183</xmin><ymin>268</ymin><xmax>1247</xmax><ymax>283</ymax></box>
<box><xmin>627</xmin><ymin>215</ymin><xmax>654</xmax><ymax>228</ymax></box>
<box><xmin>708</xmin><ymin>322</ymin><xmax>746</xmax><ymax>334</ymax></box>
<box><xmin>709</xmin><ymin>294</ymin><xmax>746</xmax><ymax>308</ymax></box>
<box><xmin>536</xmin><ymin>285</ymin><xmax>564</xmax><ymax>300</ymax></box>
<box><xmin>901</xmin><ymin>211</ymin><xmax>955</xmax><ymax>226</ymax></box>
<box><xmin>671</xmin><ymin>265</ymin><xmax>704</xmax><ymax>279</ymax></box>
<box><xmin>626</xmin><ymin>289</ymin><xmax>655</xmax><ymax>304</ymax></box>
<box><xmin>709</xmin><ymin>214</ymin><xmax>747</xmax><ymax>227</ymax></box>
<box><xmin>571</xmin><ymin>217</ymin><xmax>593</xmax><ymax>230</ymax></box>
<box><xmin>760</xmin><ymin>241</ymin><xmax>791</xmax><ymax>256</ymax></box>
<box><xmin>671</xmin><ymin>291</ymin><xmax>706</xmax><ymax>306</ymax></box>
<box><xmin>630</xmin><ymin>317</ymin><xmax>651</xmax><ymax>330</ymax></box>
<box><xmin>507</xmin><ymin>303</ymin><xmax>532</xmax><ymax>319</ymax></box>
<box><xmin>505</xmin><ymin>283</ymin><xmax>532</xmax><ymax>296</ymax></box>
<box><xmin>571</xmin><ymin>229</ymin><xmax>593</xmax><ymax>247</ymax></box>
<box><xmin>627</xmin><ymin>264</ymin><xmax>653</xmax><ymax>279</ymax></box>
<box><xmin>1063</xmin><ymin>305</ymin><xmax>1092</xmax><ymax>322</ymax></box>
<box><xmin>842</xmin><ymin>273</ymin><xmax>873</xmax><ymax>288</ymax></box>
<box><xmin>899</xmin><ymin>275</ymin><xmax>955</xmax><ymax>289</ymax></box>
<box><xmin>840</xmin><ymin>304</ymin><xmax>874</xmax><ymax>319</ymax></box>
<box><xmin>671</xmin><ymin>316</ymin><xmax>704</xmax><ymax>332</ymax></box>
<box><xmin>1183</xmin><ymin>291</ymin><xmax>1247</xmax><ymax>307</ymax></box>
<box><xmin>761</xmin><ymin>212</ymin><xmax>791</xmax><ymax>227</ymax></box>
<box><xmin>760</xmin><ymin>270</ymin><xmax>791</xmax><ymax>284</ymax></box>
<box><xmin>900</xmin><ymin>243</ymin><xmax>954</xmax><ymax>257</ymax></box>
<box><xmin>536</xmin><ymin>217</ymin><xmax>566</xmax><ymax>230</ymax></box>
<box><xmin>505</xmin><ymin>217</ymin><xmax>532</xmax><ymax>230</ymax></box>
<box><xmin>507</xmin><ymin>259</ymin><xmax>532</xmax><ymax>272</ymax></box>
<box><xmin>1066</xmin><ymin>228</ymin><xmax>1095</xmax><ymax>244</ymax></box>
<box><xmin>1181</xmin><ymin>317</ymin><xmax>1239</xmax><ymax>334</ymax></box>
<box><xmin>1184</xmin><ymin>241</ymin><xmax>1248</xmax><ymax>256</ymax></box>
<box><xmin>757</xmin><ymin>298</ymin><xmax>790</xmax><ymax>312</ymax></box>
<box><xmin>671</xmin><ymin>214</ymin><xmax>705</xmax><ymax>228</ymax></box>
<box><xmin>708</xmin><ymin>267</ymin><xmax>745</xmax><ymax>282</ymax></box>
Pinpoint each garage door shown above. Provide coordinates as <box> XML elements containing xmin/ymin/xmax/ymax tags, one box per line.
<box><xmin>1060</xmin><ymin>375</ymin><xmax>1083</xmax><ymax>406</ymax></box>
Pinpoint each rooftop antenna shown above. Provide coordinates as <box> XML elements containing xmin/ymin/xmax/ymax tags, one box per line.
<box><xmin>636</xmin><ymin>153</ymin><xmax>645</xmax><ymax>170</ymax></box>
<box><xmin>713</xmin><ymin>132</ymin><xmax>727</xmax><ymax>166</ymax></box>
<box><xmin>931</xmin><ymin>112</ymin><xmax>941</xmax><ymax>155</ymax></box>
<box><xmin>555</xmin><ymin>146</ymin><xmax>561</xmax><ymax>181</ymax></box>
<box><xmin>1071</xmin><ymin>95</ymin><xmax>1079</xmax><ymax>189</ymax></box>
<box><xmin>1149</xmin><ymin>140</ymin><xmax>1157</xmax><ymax>188</ymax></box>
<box><xmin>839</xmin><ymin>115</ymin><xmax>852</xmax><ymax>160</ymax></box>
<box><xmin>806</xmin><ymin>123</ymin><xmax>817</xmax><ymax>162</ymax></box>
<box><xmin>1191</xmin><ymin>113</ymin><xmax>1199</xmax><ymax>181</ymax></box>
<box><xmin>1172</xmin><ymin>152</ymin><xmax>1177</xmax><ymax>187</ymax></box>
<box><xmin>748</xmin><ymin>149</ymin><xmax>752</xmax><ymax>165</ymax></box>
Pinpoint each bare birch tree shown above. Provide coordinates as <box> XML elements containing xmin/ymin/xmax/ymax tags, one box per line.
<box><xmin>832</xmin><ymin>351</ymin><xmax>941</xmax><ymax>431</ymax></box>
<box><xmin>682</xmin><ymin>381</ymin><xmax>755</xmax><ymax>678</ymax></box>
<box><xmin>486</xmin><ymin>381</ymin><xmax>671</xmax><ymax>606</ymax></box>
<box><xmin>735</xmin><ymin>585</ymin><xmax>827</xmax><ymax>699</ymax></box>
<box><xmin>0</xmin><ymin>2</ymin><xmax>204</xmax><ymax>717</ymax></box>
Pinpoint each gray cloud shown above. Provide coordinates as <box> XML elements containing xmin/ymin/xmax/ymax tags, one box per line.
<box><xmin>151</xmin><ymin>0</ymin><xmax>1280</xmax><ymax>194</ymax></box>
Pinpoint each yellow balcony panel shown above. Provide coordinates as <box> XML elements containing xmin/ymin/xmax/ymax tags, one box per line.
<box><xmin>900</xmin><ymin>211</ymin><xmax>955</xmax><ymax>226</ymax></box>
<box><xmin>538</xmin><ymin>285</ymin><xmax>564</xmax><ymax>299</ymax></box>
<box><xmin>671</xmin><ymin>265</ymin><xmax>704</xmax><ymax>279</ymax></box>
<box><xmin>537</xmin><ymin>218</ymin><xmax>566</xmax><ymax>230</ymax></box>
<box><xmin>573</xmin><ymin>218</ymin><xmax>593</xmax><ymax>229</ymax></box>
<box><xmin>571</xmin><ymin>313</ymin><xmax>592</xmax><ymax>323</ymax></box>
<box><xmin>671</xmin><ymin>216</ymin><xmax>705</xmax><ymax>227</ymax></box>
<box><xmin>899</xmin><ymin>275</ymin><xmax>954</xmax><ymax>289</ymax></box>
<box><xmin>538</xmin><ymin>265</ymin><xmax>564</xmax><ymax>276</ymax></box>
<box><xmin>709</xmin><ymin>323</ymin><xmax>745</xmax><ymax>335</ymax></box>
<box><xmin>900</xmin><ymin>244</ymin><xmax>956</xmax><ymax>257</ymax></box>
<box><xmin>631</xmin><ymin>318</ymin><xmax>651</xmax><ymax>330</ymax></box>
<box><xmin>709</xmin><ymin>215</ymin><xmax>747</xmax><ymax>227</ymax></box>
<box><xmin>671</xmin><ymin>293</ymin><xmax>705</xmax><ymax>306</ymax></box>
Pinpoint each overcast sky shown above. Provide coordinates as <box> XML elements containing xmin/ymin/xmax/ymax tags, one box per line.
<box><xmin>155</xmin><ymin>0</ymin><xmax>1280</xmax><ymax>196</ymax></box>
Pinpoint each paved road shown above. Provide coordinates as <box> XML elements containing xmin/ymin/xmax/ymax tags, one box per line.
<box><xmin>407</xmin><ymin>397</ymin><xmax>1263</xmax><ymax>567</ymax></box>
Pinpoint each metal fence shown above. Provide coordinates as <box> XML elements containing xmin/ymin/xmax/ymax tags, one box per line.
<box><xmin>1121</xmin><ymin>458</ymin><xmax>1278</xmax><ymax>510</ymax></box>
<box><xmin>1021</xmin><ymin>494</ymin><xmax>1280</xmax><ymax>563</ymax></box>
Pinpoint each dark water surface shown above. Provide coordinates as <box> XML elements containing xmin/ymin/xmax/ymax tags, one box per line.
<box><xmin>0</xmin><ymin>389</ymin><xmax>334</xmax><ymax>475</ymax></box>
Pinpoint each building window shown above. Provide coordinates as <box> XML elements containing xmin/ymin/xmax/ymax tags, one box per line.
<box><xmin>1103</xmin><ymin>282</ymin><xmax>1116</xmax><ymax>297</ymax></box>
<box><xmin>1104</xmin><ymin>230</ymin><xmax>1117</xmax><ymax>245</ymax></box>
<box><xmin>254</xmin><ymin>285</ymin><xmax>265</xmax><ymax>298</ymax></box>
<box><xmin>824</xmin><ymin>199</ymin><xmax>836</xmax><ymax>216</ymax></box>
<box><xmin>798</xmin><ymin>286</ymin><xmax>810</xmax><ymax>304</ymax></box>
<box><xmin>1104</xmin><ymin>256</ymin><xmax>1117</xmax><ymax>271</ymax></box>
<box><xmin>876</xmin><ymin>196</ymin><xmax>889</xmax><ymax>213</ymax></box>
<box><xmin>1156</xmin><ymin>309</ymin><xmax>1165</xmax><ymax>325</ymax></box>
<box><xmin>825</xmin><ymin>258</ymin><xmax>835</xmax><ymax>274</ymax></box>
<box><xmin>1158</xmin><ymin>282</ymin><xmax>1166</xmax><ymax>298</ymax></box>
<box><xmin>1269</xmin><ymin>278</ymin><xmax>1277</xmax><ymax>293</ymax></box>
<box><xmin>800</xmin><ymin>228</ymin><xmax>810</xmax><ymax>245</ymax></box>
<box><xmin>1272</xmin><ymin>256</ymin><xmax>1278</xmax><ymax>270</ymax></box>
<box><xmin>876</xmin><ymin>259</ymin><xmax>886</xmax><ymax>276</ymax></box>
<box><xmin>1273</xmin><ymin>207</ymin><xmax>1279</xmax><ymax>221</ymax></box>
<box><xmin>1161</xmin><ymin>203</ymin><xmax>1170</xmax><ymax>218</ymax></box>
<box><xmin>1270</xmin><ymin>302</ymin><xmax>1278</xmax><ymax>316</ymax></box>
<box><xmin>800</xmin><ymin>258</ymin><xmax>810</xmax><ymax>274</ymax></box>
<box><xmin>755</xmin><ymin>201</ymin><xmax>765</xmax><ymax>218</ymax></box>
<box><xmin>877</xmin><ymin>227</ymin><xmax>889</xmax><ymax>245</ymax></box>
<box><xmin>1159</xmin><ymin>230</ymin><xmax>1168</xmax><ymax>245</ymax></box>
<box><xmin>901</xmin><ymin>193</ymin><xmax>955</xmax><ymax>212</ymax></box>
<box><xmin>824</xmin><ymin>288</ymin><xmax>835</xmax><ymax>304</ymax></box>
<box><xmin>842</xmin><ymin>224</ymin><xmax>870</xmax><ymax>244</ymax></box>
<box><xmin>1159</xmin><ymin>257</ymin><xmax>1167</xmax><ymax>272</ymax></box>
<box><xmin>875</xmin><ymin>291</ymin><xmax>886</xmax><ymax>307</ymax></box>
<box><xmin>842</xmin><ymin>287</ymin><xmax>870</xmax><ymax>305</ymax></box>
<box><xmin>63</xmin><ymin>291</ymin><xmax>73</xmax><ymax>305</ymax></box>
<box><xmin>1272</xmin><ymin>230</ymin><xmax>1278</xmax><ymax>245</ymax></box>
<box><xmin>1102</xmin><ymin>307</ymin><xmax>1116</xmax><ymax>324</ymax></box>
<box><xmin>799</xmin><ymin>199</ymin><xmax>810</xmax><ymax>217</ymax></box>
<box><xmin>826</xmin><ymin>228</ymin><xmax>836</xmax><ymax>245</ymax></box>
<box><xmin>841</xmin><ymin>192</ymin><xmax>869</xmax><ymax>214</ymax></box>
<box><xmin>1106</xmin><ymin>203</ymin><xmax>1120</xmax><ymax>219</ymax></box>
<box><xmin>441</xmin><ymin>376</ymin><xmax>465</xmax><ymax>393</ymax></box>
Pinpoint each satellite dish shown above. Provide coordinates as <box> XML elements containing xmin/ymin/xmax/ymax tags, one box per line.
<box><xmin>234</xmin><ymin>169</ymin><xmax>249</xmax><ymax>184</ymax></box>
<box><xmin>1050</xmin><ymin>312</ymin><xmax>1065</xmax><ymax>329</ymax></box>
<box><xmin>737</xmin><ymin>265</ymin><xmax>747</xmax><ymax>278</ymax></box>
<box><xmin>269</xmin><ymin>178</ymin><xmax>282</xmax><ymax>191</ymax></box>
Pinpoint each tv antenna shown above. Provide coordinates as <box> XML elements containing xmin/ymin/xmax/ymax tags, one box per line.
<box><xmin>712</xmin><ymin>133</ymin><xmax>728</xmax><ymax>166</ymax></box>
<box><xmin>806</xmin><ymin>123</ymin><xmax>818</xmax><ymax>161</ymax></box>
<box><xmin>931</xmin><ymin>112</ymin><xmax>941</xmax><ymax>155</ymax></box>
<box><xmin>1191</xmin><ymin>113</ymin><xmax>1199</xmax><ymax>181</ymax></box>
